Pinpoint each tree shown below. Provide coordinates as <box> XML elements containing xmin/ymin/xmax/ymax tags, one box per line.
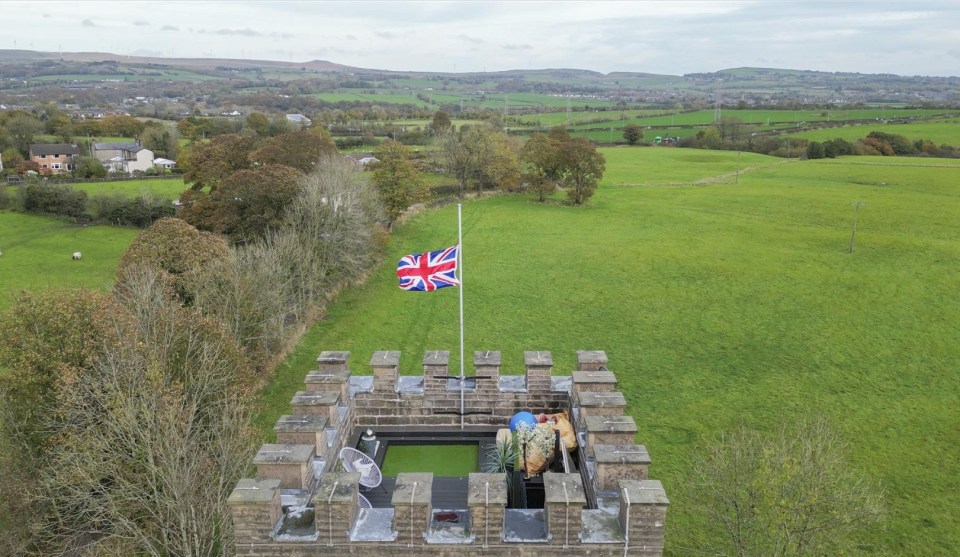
<box><xmin>179</xmin><ymin>165</ymin><xmax>304</xmax><ymax>243</ymax></box>
<box><xmin>557</xmin><ymin>137</ymin><xmax>605</xmax><ymax>205</ymax></box>
<box><xmin>118</xmin><ymin>217</ymin><xmax>230</xmax><ymax>304</ymax></box>
<box><xmin>440</xmin><ymin>127</ymin><xmax>481</xmax><ymax>198</ymax></box>
<box><xmin>429</xmin><ymin>110</ymin><xmax>452</xmax><ymax>135</ymax></box>
<box><xmin>478</xmin><ymin>131</ymin><xmax>522</xmax><ymax>193</ymax></box>
<box><xmin>806</xmin><ymin>141</ymin><xmax>826</xmax><ymax>159</ymax></box>
<box><xmin>248</xmin><ymin>128</ymin><xmax>336</xmax><ymax>173</ymax></box>
<box><xmin>520</xmin><ymin>133</ymin><xmax>559</xmax><ymax>202</ymax></box>
<box><xmin>35</xmin><ymin>275</ymin><xmax>254</xmax><ymax>556</ymax></box>
<box><xmin>681</xmin><ymin>417</ymin><xmax>884</xmax><ymax>557</ymax></box>
<box><xmin>74</xmin><ymin>155</ymin><xmax>107</xmax><ymax>178</ymax></box>
<box><xmin>623</xmin><ymin>123</ymin><xmax>643</xmax><ymax>145</ymax></box>
<box><xmin>5</xmin><ymin>112</ymin><xmax>43</xmax><ymax>156</ymax></box>
<box><xmin>245</xmin><ymin>112</ymin><xmax>270</xmax><ymax>136</ymax></box>
<box><xmin>141</xmin><ymin>123</ymin><xmax>180</xmax><ymax>160</ymax></box>
<box><xmin>180</xmin><ymin>133</ymin><xmax>258</xmax><ymax>191</ymax></box>
<box><xmin>371</xmin><ymin>140</ymin><xmax>428</xmax><ymax>230</ymax></box>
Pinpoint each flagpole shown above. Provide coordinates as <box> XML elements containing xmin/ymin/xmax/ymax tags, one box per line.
<box><xmin>458</xmin><ymin>203</ymin><xmax>465</xmax><ymax>429</ymax></box>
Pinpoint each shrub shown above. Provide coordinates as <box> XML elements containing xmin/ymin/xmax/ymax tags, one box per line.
<box><xmin>21</xmin><ymin>183</ymin><xmax>89</xmax><ymax>221</ymax></box>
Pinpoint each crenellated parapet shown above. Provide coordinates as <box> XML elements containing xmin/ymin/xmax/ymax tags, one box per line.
<box><xmin>228</xmin><ymin>349</ymin><xmax>669</xmax><ymax>556</ymax></box>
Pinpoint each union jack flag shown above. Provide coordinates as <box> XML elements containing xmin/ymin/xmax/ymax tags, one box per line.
<box><xmin>396</xmin><ymin>245</ymin><xmax>460</xmax><ymax>292</ymax></box>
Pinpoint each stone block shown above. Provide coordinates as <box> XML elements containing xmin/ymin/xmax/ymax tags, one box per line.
<box><xmin>577</xmin><ymin>390</ymin><xmax>627</xmax><ymax>419</ymax></box>
<box><xmin>227</xmin><ymin>478</ymin><xmax>281</xmax><ymax>543</ymax></box>
<box><xmin>392</xmin><ymin>473</ymin><xmax>433</xmax><ymax>545</ymax></box>
<box><xmin>273</xmin><ymin>415</ymin><xmax>328</xmax><ymax>451</ymax></box>
<box><xmin>576</xmin><ymin>350</ymin><xmax>608</xmax><ymax>371</ymax></box>
<box><xmin>619</xmin><ymin>480</ymin><xmax>669</xmax><ymax>556</ymax></box>
<box><xmin>313</xmin><ymin>472</ymin><xmax>361</xmax><ymax>545</ymax></box>
<box><xmin>584</xmin><ymin>415</ymin><xmax>638</xmax><ymax>451</ymax></box>
<box><xmin>370</xmin><ymin>350</ymin><xmax>400</xmax><ymax>394</ymax></box>
<box><xmin>253</xmin><ymin>443</ymin><xmax>315</xmax><ymax>489</ymax></box>
<box><xmin>544</xmin><ymin>472</ymin><xmax>587</xmax><ymax>546</ymax></box>
<box><xmin>304</xmin><ymin>368</ymin><xmax>351</xmax><ymax>400</ymax></box>
<box><xmin>317</xmin><ymin>350</ymin><xmax>350</xmax><ymax>372</ymax></box>
<box><xmin>594</xmin><ymin>444</ymin><xmax>651</xmax><ymax>490</ymax></box>
<box><xmin>572</xmin><ymin>370</ymin><xmax>618</xmax><ymax>397</ymax></box>
<box><xmin>289</xmin><ymin>390</ymin><xmax>340</xmax><ymax>425</ymax></box>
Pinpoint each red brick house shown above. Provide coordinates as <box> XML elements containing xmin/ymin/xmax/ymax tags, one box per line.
<box><xmin>29</xmin><ymin>143</ymin><xmax>81</xmax><ymax>175</ymax></box>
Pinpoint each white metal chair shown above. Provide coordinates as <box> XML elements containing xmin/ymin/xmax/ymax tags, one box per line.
<box><xmin>339</xmin><ymin>447</ymin><xmax>383</xmax><ymax>492</ymax></box>
<box><xmin>358</xmin><ymin>493</ymin><xmax>372</xmax><ymax>509</ymax></box>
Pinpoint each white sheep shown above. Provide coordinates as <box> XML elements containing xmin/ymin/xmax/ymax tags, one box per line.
<box><xmin>72</xmin><ymin>252</ymin><xmax>82</xmax><ymax>260</ymax></box>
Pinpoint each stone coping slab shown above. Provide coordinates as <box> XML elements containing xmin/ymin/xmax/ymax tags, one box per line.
<box><xmin>572</xmin><ymin>370</ymin><xmax>618</xmax><ymax>385</ymax></box>
<box><xmin>423</xmin><ymin>350</ymin><xmax>450</xmax><ymax>366</ymax></box>
<box><xmin>290</xmin><ymin>390</ymin><xmax>340</xmax><ymax>406</ymax></box>
<box><xmin>253</xmin><ymin>444</ymin><xmax>315</xmax><ymax>464</ymax></box>
<box><xmin>584</xmin><ymin>415</ymin><xmax>638</xmax><ymax>434</ymax></box>
<box><xmin>317</xmin><ymin>350</ymin><xmax>350</xmax><ymax>365</ymax></box>
<box><xmin>544</xmin><ymin>472</ymin><xmax>587</xmax><ymax>505</ymax></box>
<box><xmin>371</xmin><ymin>350</ymin><xmax>401</xmax><ymax>367</ymax></box>
<box><xmin>391</xmin><ymin>473</ymin><xmax>433</xmax><ymax>506</ymax></box>
<box><xmin>273</xmin><ymin>414</ymin><xmax>328</xmax><ymax>433</ymax></box>
<box><xmin>594</xmin><ymin>444</ymin><xmax>650</xmax><ymax>464</ymax></box>
<box><xmin>313</xmin><ymin>472</ymin><xmax>361</xmax><ymax>504</ymax></box>
<box><xmin>576</xmin><ymin>350</ymin><xmax>608</xmax><ymax>366</ymax></box>
<box><xmin>304</xmin><ymin>369</ymin><xmax>350</xmax><ymax>384</ymax></box>
<box><xmin>228</xmin><ymin>478</ymin><xmax>281</xmax><ymax>504</ymax></box>
<box><xmin>474</xmin><ymin>350</ymin><xmax>501</xmax><ymax>366</ymax></box>
<box><xmin>467</xmin><ymin>473</ymin><xmax>508</xmax><ymax>506</ymax></box>
<box><xmin>524</xmin><ymin>351</ymin><xmax>553</xmax><ymax>367</ymax></box>
<box><xmin>578</xmin><ymin>391</ymin><xmax>627</xmax><ymax>407</ymax></box>
<box><xmin>620</xmin><ymin>479</ymin><xmax>670</xmax><ymax>506</ymax></box>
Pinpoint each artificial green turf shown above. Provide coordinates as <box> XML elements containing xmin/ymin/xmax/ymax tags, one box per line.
<box><xmin>258</xmin><ymin>148</ymin><xmax>960</xmax><ymax>555</ymax></box>
<box><xmin>380</xmin><ymin>444</ymin><xmax>479</xmax><ymax>477</ymax></box>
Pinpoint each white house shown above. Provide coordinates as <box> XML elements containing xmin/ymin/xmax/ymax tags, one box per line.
<box><xmin>94</xmin><ymin>141</ymin><xmax>155</xmax><ymax>174</ymax></box>
<box><xmin>154</xmin><ymin>157</ymin><xmax>177</xmax><ymax>170</ymax></box>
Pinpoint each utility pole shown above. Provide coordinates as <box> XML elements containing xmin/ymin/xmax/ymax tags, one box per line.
<box><xmin>849</xmin><ymin>201</ymin><xmax>864</xmax><ymax>253</ymax></box>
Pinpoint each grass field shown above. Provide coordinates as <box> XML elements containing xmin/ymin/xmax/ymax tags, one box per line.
<box><xmin>0</xmin><ymin>212</ymin><xmax>138</xmax><ymax>309</ymax></box>
<box><xmin>70</xmin><ymin>177</ymin><xmax>186</xmax><ymax>200</ymax></box>
<box><xmin>257</xmin><ymin>148</ymin><xmax>960</xmax><ymax>555</ymax></box>
<box><xmin>786</xmin><ymin>118</ymin><xmax>960</xmax><ymax>146</ymax></box>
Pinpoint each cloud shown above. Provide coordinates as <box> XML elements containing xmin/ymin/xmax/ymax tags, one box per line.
<box><xmin>345</xmin><ymin>34</ymin><xmax>358</xmax><ymax>41</ymax></box>
<box><xmin>131</xmin><ymin>49</ymin><xmax>163</xmax><ymax>57</ymax></box>
<box><xmin>502</xmin><ymin>43</ymin><xmax>532</xmax><ymax>51</ymax></box>
<box><xmin>160</xmin><ymin>25</ymin><xmax>179</xmax><ymax>32</ymax></box>
<box><xmin>133</xmin><ymin>20</ymin><xmax>149</xmax><ymax>27</ymax></box>
<box><xmin>458</xmin><ymin>34</ymin><xmax>484</xmax><ymax>45</ymax></box>
<box><xmin>215</xmin><ymin>28</ymin><xmax>263</xmax><ymax>37</ymax></box>
<box><xmin>375</xmin><ymin>31</ymin><xmax>397</xmax><ymax>39</ymax></box>
<box><xmin>81</xmin><ymin>19</ymin><xmax>97</xmax><ymax>27</ymax></box>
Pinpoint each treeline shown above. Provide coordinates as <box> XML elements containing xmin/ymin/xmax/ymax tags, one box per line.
<box><xmin>0</xmin><ymin>153</ymin><xmax>383</xmax><ymax>555</ymax></box>
<box><xmin>676</xmin><ymin>119</ymin><xmax>960</xmax><ymax>159</ymax></box>
<box><xmin>0</xmin><ymin>182</ymin><xmax>175</xmax><ymax>227</ymax></box>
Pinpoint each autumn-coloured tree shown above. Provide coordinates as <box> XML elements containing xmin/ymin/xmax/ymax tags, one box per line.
<box><xmin>520</xmin><ymin>132</ymin><xmax>562</xmax><ymax>202</ymax></box>
<box><xmin>180</xmin><ymin>133</ymin><xmax>259</xmax><ymax>191</ymax></box>
<box><xmin>118</xmin><ymin>217</ymin><xmax>230</xmax><ymax>303</ymax></box>
<box><xmin>372</xmin><ymin>140</ymin><xmax>428</xmax><ymax>229</ymax></box>
<box><xmin>249</xmin><ymin>128</ymin><xmax>336</xmax><ymax>173</ymax></box>
<box><xmin>180</xmin><ymin>165</ymin><xmax>303</xmax><ymax>243</ymax></box>
<box><xmin>557</xmin><ymin>137</ymin><xmax>606</xmax><ymax>205</ymax></box>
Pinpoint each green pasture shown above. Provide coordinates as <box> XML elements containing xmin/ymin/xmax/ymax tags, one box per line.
<box><xmin>312</xmin><ymin>91</ymin><xmax>432</xmax><ymax>108</ymax></box>
<box><xmin>258</xmin><ymin>149</ymin><xmax>960</xmax><ymax>555</ymax></box>
<box><xmin>785</xmin><ymin>119</ymin><xmax>960</xmax><ymax>146</ymax></box>
<box><xmin>0</xmin><ymin>212</ymin><xmax>137</xmax><ymax>309</ymax></box>
<box><xmin>71</xmin><ymin>178</ymin><xmax>186</xmax><ymax>200</ymax></box>
<box><xmin>516</xmin><ymin>108</ymin><xmax>957</xmax><ymax>131</ymax></box>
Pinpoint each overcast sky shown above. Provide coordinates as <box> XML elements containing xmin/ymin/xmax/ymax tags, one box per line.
<box><xmin>5</xmin><ymin>1</ymin><xmax>959</xmax><ymax>76</ymax></box>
